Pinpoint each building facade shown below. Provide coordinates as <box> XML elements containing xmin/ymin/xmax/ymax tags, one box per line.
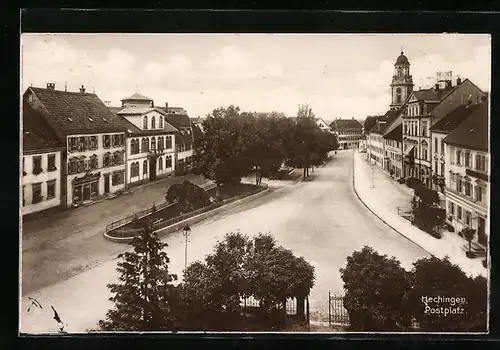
<box><xmin>383</xmin><ymin>124</ymin><xmax>403</xmax><ymax>178</ymax></box>
<box><xmin>443</xmin><ymin>102</ymin><xmax>489</xmax><ymax>246</ymax></box>
<box><xmin>330</xmin><ymin>118</ymin><xmax>364</xmax><ymax>149</ymax></box>
<box><xmin>24</xmin><ymin>83</ymin><xmax>127</xmax><ymax>208</ymax></box>
<box><xmin>115</xmin><ymin>94</ymin><xmax>179</xmax><ymax>186</ymax></box>
<box><xmin>22</xmin><ymin>101</ymin><xmax>65</xmax><ymax>217</ymax></box>
<box><xmin>315</xmin><ymin>118</ymin><xmax>331</xmax><ymax>132</ymax></box>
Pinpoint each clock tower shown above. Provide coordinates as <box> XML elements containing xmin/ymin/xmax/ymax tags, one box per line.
<box><xmin>390</xmin><ymin>50</ymin><xmax>414</xmax><ymax>110</ymax></box>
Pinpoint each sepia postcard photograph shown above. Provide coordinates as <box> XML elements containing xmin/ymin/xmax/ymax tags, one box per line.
<box><xmin>19</xmin><ymin>33</ymin><xmax>490</xmax><ymax>334</ymax></box>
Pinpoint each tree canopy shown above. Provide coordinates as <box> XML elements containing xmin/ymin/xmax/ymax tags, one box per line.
<box><xmin>165</xmin><ymin>180</ymin><xmax>210</xmax><ymax>213</ymax></box>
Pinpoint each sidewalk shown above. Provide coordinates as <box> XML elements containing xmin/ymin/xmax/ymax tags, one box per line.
<box><xmin>352</xmin><ymin>151</ymin><xmax>486</xmax><ymax>278</ymax></box>
<box><xmin>21</xmin><ymin>174</ymin><xmax>213</xmax><ymax>295</ymax></box>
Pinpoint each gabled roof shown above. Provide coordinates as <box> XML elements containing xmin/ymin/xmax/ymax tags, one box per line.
<box><xmin>116</xmin><ymin>106</ymin><xmax>169</xmax><ymax>116</ymax></box>
<box><xmin>156</xmin><ymin>109</ymin><xmax>192</xmax><ymax>129</ymax></box>
<box><xmin>443</xmin><ymin>102</ymin><xmax>488</xmax><ymax>152</ymax></box>
<box><xmin>22</xmin><ymin>100</ymin><xmax>64</xmax><ymax>152</ymax></box>
<box><xmin>121</xmin><ymin>92</ymin><xmax>152</xmax><ymax>101</ymax></box>
<box><xmin>27</xmin><ymin>87</ymin><xmax>127</xmax><ymax>137</ymax></box>
<box><xmin>192</xmin><ymin>123</ymin><xmax>205</xmax><ymax>141</ymax></box>
<box><xmin>368</xmin><ymin>110</ymin><xmax>400</xmax><ymax>135</ymax></box>
<box><xmin>430</xmin><ymin>103</ymin><xmax>483</xmax><ymax>133</ymax></box>
<box><xmin>117</xmin><ymin>116</ymin><xmax>178</xmax><ymax>136</ymax></box>
<box><xmin>384</xmin><ymin>123</ymin><xmax>403</xmax><ymax>141</ymax></box>
<box><xmin>330</xmin><ymin>118</ymin><xmax>363</xmax><ymax>131</ymax></box>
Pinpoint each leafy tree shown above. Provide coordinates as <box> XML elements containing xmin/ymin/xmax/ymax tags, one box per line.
<box><xmin>409</xmin><ymin>256</ymin><xmax>487</xmax><ymax>331</ymax></box>
<box><xmin>339</xmin><ymin>246</ymin><xmax>413</xmax><ymax>331</ymax></box>
<box><xmin>412</xmin><ymin>186</ymin><xmax>445</xmax><ymax>237</ymax></box>
<box><xmin>165</xmin><ymin>180</ymin><xmax>210</xmax><ymax>213</ymax></box>
<box><xmin>459</xmin><ymin>227</ymin><xmax>477</xmax><ymax>255</ymax></box>
<box><xmin>99</xmin><ymin>225</ymin><xmax>181</xmax><ymax>331</ymax></box>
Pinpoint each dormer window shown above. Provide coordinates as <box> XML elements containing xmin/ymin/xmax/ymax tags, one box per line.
<box><xmin>68</xmin><ymin>117</ymin><xmax>73</xmax><ymax>122</ymax></box>
<box><xmin>151</xmin><ymin>116</ymin><xmax>156</xmax><ymax>129</ymax></box>
<box><xmin>88</xmin><ymin>117</ymin><xmax>94</xmax><ymax>122</ymax></box>
<box><xmin>143</xmin><ymin>116</ymin><xmax>148</xmax><ymax>129</ymax></box>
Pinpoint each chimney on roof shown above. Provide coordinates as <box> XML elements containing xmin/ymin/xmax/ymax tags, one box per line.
<box><xmin>352</xmin><ymin>117</ymin><xmax>354</xmax><ymax>120</ymax></box>
<box><xmin>435</xmin><ymin>83</ymin><xmax>439</xmax><ymax>91</ymax></box>
<box><xmin>79</xmin><ymin>85</ymin><xmax>86</xmax><ymax>93</ymax></box>
<box><xmin>457</xmin><ymin>76</ymin><xmax>462</xmax><ymax>85</ymax></box>
<box><xmin>165</xmin><ymin>102</ymin><xmax>169</xmax><ymax>111</ymax></box>
<box><xmin>47</xmin><ymin>83</ymin><xmax>55</xmax><ymax>90</ymax></box>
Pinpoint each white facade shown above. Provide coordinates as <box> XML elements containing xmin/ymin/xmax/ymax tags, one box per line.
<box><xmin>445</xmin><ymin>144</ymin><xmax>489</xmax><ymax>245</ymax></box>
<box><xmin>22</xmin><ymin>150</ymin><xmax>62</xmax><ymax>215</ymax></box>
<box><xmin>316</xmin><ymin>118</ymin><xmax>331</xmax><ymax>132</ymax></box>
<box><xmin>368</xmin><ymin>133</ymin><xmax>384</xmax><ymax>167</ymax></box>
<box><xmin>384</xmin><ymin>138</ymin><xmax>403</xmax><ymax>178</ymax></box>
<box><xmin>66</xmin><ymin>132</ymin><xmax>126</xmax><ymax>207</ymax></box>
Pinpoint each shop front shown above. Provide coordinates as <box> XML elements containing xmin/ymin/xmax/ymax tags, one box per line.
<box><xmin>71</xmin><ymin>172</ymin><xmax>101</xmax><ymax>206</ymax></box>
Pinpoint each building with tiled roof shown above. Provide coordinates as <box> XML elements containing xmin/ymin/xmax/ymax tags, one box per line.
<box><xmin>117</xmin><ymin>95</ymin><xmax>180</xmax><ymax>186</ymax></box>
<box><xmin>443</xmin><ymin>101</ymin><xmax>489</xmax><ymax>246</ymax></box>
<box><xmin>24</xmin><ymin>83</ymin><xmax>128</xmax><ymax>209</ymax></box>
<box><xmin>22</xmin><ymin>101</ymin><xmax>65</xmax><ymax>217</ymax></box>
<box><xmin>329</xmin><ymin>118</ymin><xmax>364</xmax><ymax>149</ymax></box>
<box><xmin>366</xmin><ymin>110</ymin><xmax>401</xmax><ymax>169</ymax></box>
<box><xmin>402</xmin><ymin>76</ymin><xmax>485</xmax><ymax>189</ymax></box>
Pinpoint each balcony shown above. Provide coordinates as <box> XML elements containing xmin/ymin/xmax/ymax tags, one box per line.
<box><xmin>466</xmin><ymin>168</ymin><xmax>489</xmax><ymax>182</ymax></box>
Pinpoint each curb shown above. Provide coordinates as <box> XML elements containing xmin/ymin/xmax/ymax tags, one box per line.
<box><xmin>351</xmin><ymin>151</ymin><xmax>433</xmax><ymax>256</ymax></box>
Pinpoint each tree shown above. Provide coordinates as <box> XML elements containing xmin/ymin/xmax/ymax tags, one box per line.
<box><xmin>409</xmin><ymin>256</ymin><xmax>487</xmax><ymax>331</ymax></box>
<box><xmin>98</xmin><ymin>225</ymin><xmax>181</xmax><ymax>331</ymax></box>
<box><xmin>459</xmin><ymin>227</ymin><xmax>477</xmax><ymax>256</ymax></box>
<box><xmin>165</xmin><ymin>180</ymin><xmax>210</xmax><ymax>213</ymax></box>
<box><xmin>339</xmin><ymin>246</ymin><xmax>413</xmax><ymax>331</ymax></box>
<box><xmin>412</xmin><ymin>186</ymin><xmax>446</xmax><ymax>237</ymax></box>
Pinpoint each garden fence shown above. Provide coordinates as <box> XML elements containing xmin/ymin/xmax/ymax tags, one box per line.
<box><xmin>328</xmin><ymin>292</ymin><xmax>350</xmax><ymax>326</ymax></box>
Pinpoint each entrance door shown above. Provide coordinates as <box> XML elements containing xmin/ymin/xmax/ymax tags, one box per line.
<box><xmin>149</xmin><ymin>157</ymin><xmax>157</xmax><ymax>182</ymax></box>
<box><xmin>83</xmin><ymin>183</ymin><xmax>91</xmax><ymax>201</ymax></box>
<box><xmin>104</xmin><ymin>174</ymin><xmax>110</xmax><ymax>194</ymax></box>
<box><xmin>477</xmin><ymin>217</ymin><xmax>487</xmax><ymax>246</ymax></box>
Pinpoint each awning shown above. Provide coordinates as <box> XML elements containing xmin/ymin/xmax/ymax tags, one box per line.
<box><xmin>404</xmin><ymin>145</ymin><xmax>415</xmax><ymax>156</ymax></box>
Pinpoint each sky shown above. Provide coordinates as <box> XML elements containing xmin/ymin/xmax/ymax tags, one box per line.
<box><xmin>21</xmin><ymin>34</ymin><xmax>491</xmax><ymax>121</ymax></box>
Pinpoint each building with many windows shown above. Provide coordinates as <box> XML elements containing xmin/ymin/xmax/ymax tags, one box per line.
<box><xmin>329</xmin><ymin>118</ymin><xmax>364</xmax><ymax>149</ymax></box>
<box><xmin>21</xmin><ymin>101</ymin><xmax>65</xmax><ymax>217</ymax></box>
<box><xmin>402</xmin><ymin>75</ymin><xmax>485</xmax><ymax>188</ymax></box>
<box><xmin>383</xmin><ymin>124</ymin><xmax>403</xmax><ymax>178</ymax></box>
<box><xmin>115</xmin><ymin>93</ymin><xmax>179</xmax><ymax>185</ymax></box>
<box><xmin>24</xmin><ymin>84</ymin><xmax>127</xmax><ymax>208</ymax></box>
<box><xmin>443</xmin><ymin>101</ymin><xmax>489</xmax><ymax>246</ymax></box>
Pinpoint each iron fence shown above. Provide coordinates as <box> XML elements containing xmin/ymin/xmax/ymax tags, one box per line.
<box><xmin>239</xmin><ymin>296</ymin><xmax>299</xmax><ymax>316</ymax></box>
<box><xmin>328</xmin><ymin>292</ymin><xmax>350</xmax><ymax>326</ymax></box>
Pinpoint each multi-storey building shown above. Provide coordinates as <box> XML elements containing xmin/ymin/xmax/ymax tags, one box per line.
<box><xmin>24</xmin><ymin>84</ymin><xmax>127</xmax><ymax>208</ymax></box>
<box><xmin>315</xmin><ymin>118</ymin><xmax>331</xmax><ymax>132</ymax></box>
<box><xmin>330</xmin><ymin>118</ymin><xmax>364</xmax><ymax>149</ymax></box>
<box><xmin>114</xmin><ymin>93</ymin><xmax>179</xmax><ymax>185</ymax></box>
<box><xmin>366</xmin><ymin>110</ymin><xmax>399</xmax><ymax>167</ymax></box>
<box><xmin>21</xmin><ymin>101</ymin><xmax>65</xmax><ymax>217</ymax></box>
<box><xmin>383</xmin><ymin>124</ymin><xmax>403</xmax><ymax>178</ymax></box>
<box><xmin>443</xmin><ymin>101</ymin><xmax>488</xmax><ymax>246</ymax></box>
<box><xmin>402</xmin><ymin>75</ymin><xmax>485</xmax><ymax>188</ymax></box>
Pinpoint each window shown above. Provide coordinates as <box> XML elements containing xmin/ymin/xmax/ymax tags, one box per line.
<box><xmin>465</xmin><ymin>211</ymin><xmax>472</xmax><ymax>226</ymax></box>
<box><xmin>103</xmin><ymin>135</ymin><xmax>111</xmax><ymax>148</ymax></box>
<box><xmin>151</xmin><ymin>137</ymin><xmax>156</xmax><ymax>151</ymax></box>
<box><xmin>89</xmin><ymin>155</ymin><xmax>98</xmax><ymax>170</ymax></box>
<box><xmin>475</xmin><ymin>154</ymin><xmax>487</xmax><ymax>172</ymax></box>
<box><xmin>151</xmin><ymin>116</ymin><xmax>156</xmax><ymax>129</ymax></box>
<box><xmin>441</xmin><ymin>163</ymin><xmax>444</xmax><ymax>176</ymax></box>
<box><xmin>48</xmin><ymin>154</ymin><xmax>57</xmax><ymax>171</ymax></box>
<box><xmin>457</xmin><ymin>206</ymin><xmax>462</xmax><ymax>220</ymax></box>
<box><xmin>112</xmin><ymin>171</ymin><xmax>125</xmax><ymax>186</ymax></box>
<box><xmin>456</xmin><ymin>150</ymin><xmax>462</xmax><ymax>165</ymax></box>
<box><xmin>158</xmin><ymin>137</ymin><xmax>163</xmax><ymax>150</ymax></box>
<box><xmin>68</xmin><ymin>137</ymin><xmax>78</xmax><ymax>152</ymax></box>
<box><xmin>68</xmin><ymin>158</ymin><xmax>78</xmax><ymax>174</ymax></box>
<box><xmin>143</xmin><ymin>116</ymin><xmax>148</xmax><ymax>129</ymax></box>
<box><xmin>113</xmin><ymin>151</ymin><xmax>123</xmax><ymax>165</ymax></box>
<box><xmin>441</xmin><ymin>140</ymin><xmax>445</xmax><ymax>154</ymax></box>
<box><xmin>450</xmin><ymin>202</ymin><xmax>455</xmax><ymax>215</ymax></box>
<box><xmin>134</xmin><ymin>139</ymin><xmax>140</xmax><ymax>154</ymax></box>
<box><xmin>22</xmin><ymin>185</ymin><xmax>25</xmax><ymax>207</ymax></box>
<box><xmin>91</xmin><ymin>181</ymin><xmax>99</xmax><ymax>197</ymax></box>
<box><xmin>22</xmin><ymin>157</ymin><xmax>26</xmax><ymax>176</ymax></box>
<box><xmin>78</xmin><ymin>137</ymin><xmax>86</xmax><ymax>151</ymax></box>
<box><xmin>159</xmin><ymin>157</ymin><xmax>163</xmax><ymax>171</ymax></box>
<box><xmin>456</xmin><ymin>178</ymin><xmax>462</xmax><ymax>193</ymax></box>
<box><xmin>47</xmin><ymin>180</ymin><xmax>56</xmax><ymax>199</ymax></box>
<box><xmin>421</xmin><ymin>121</ymin><xmax>427</xmax><ymax>137</ymax></box>
<box><xmin>166</xmin><ymin>155</ymin><xmax>172</xmax><ymax>168</ymax></box>
<box><xmin>434</xmin><ymin>161</ymin><xmax>438</xmax><ymax>173</ymax></box>
<box><xmin>143</xmin><ymin>160</ymin><xmax>148</xmax><ymax>175</ymax></box>
<box><xmin>131</xmin><ymin>162</ymin><xmax>140</xmax><ymax>177</ymax></box>
<box><xmin>32</xmin><ymin>183</ymin><xmax>42</xmax><ymax>204</ymax></box>
<box><xmin>130</xmin><ymin>139</ymin><xmax>137</xmax><ymax>155</ymax></box>
<box><xmin>464</xmin><ymin>182</ymin><xmax>472</xmax><ymax>196</ymax></box>
<box><xmin>475</xmin><ymin>185</ymin><xmax>483</xmax><ymax>202</ymax></box>
<box><xmin>465</xmin><ymin>152</ymin><xmax>471</xmax><ymax>168</ymax></box>
<box><xmin>396</xmin><ymin>88</ymin><xmax>402</xmax><ymax>103</ymax></box>
<box><xmin>434</xmin><ymin>138</ymin><xmax>438</xmax><ymax>153</ymax></box>
<box><xmin>159</xmin><ymin>116</ymin><xmax>164</xmax><ymax>129</ymax></box>
<box><xmin>77</xmin><ymin>157</ymin><xmax>85</xmax><ymax>173</ymax></box>
<box><xmin>90</xmin><ymin>136</ymin><xmax>98</xmax><ymax>150</ymax></box>
<box><xmin>165</xmin><ymin>136</ymin><xmax>172</xmax><ymax>149</ymax></box>
<box><xmin>33</xmin><ymin>156</ymin><xmax>42</xmax><ymax>175</ymax></box>
<box><xmin>103</xmin><ymin>152</ymin><xmax>111</xmax><ymax>167</ymax></box>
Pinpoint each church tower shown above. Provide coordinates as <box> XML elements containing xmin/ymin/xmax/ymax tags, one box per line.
<box><xmin>390</xmin><ymin>50</ymin><xmax>414</xmax><ymax>110</ymax></box>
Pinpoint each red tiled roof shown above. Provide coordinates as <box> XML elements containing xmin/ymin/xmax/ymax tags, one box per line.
<box><xmin>443</xmin><ymin>102</ymin><xmax>488</xmax><ymax>152</ymax></box>
<box><xmin>27</xmin><ymin>87</ymin><xmax>127</xmax><ymax>136</ymax></box>
<box><xmin>22</xmin><ymin>100</ymin><xmax>64</xmax><ymax>152</ymax></box>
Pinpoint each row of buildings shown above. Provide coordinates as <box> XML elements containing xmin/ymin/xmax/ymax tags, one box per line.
<box><xmin>366</xmin><ymin>51</ymin><xmax>489</xmax><ymax>247</ymax></box>
<box><xmin>21</xmin><ymin>84</ymin><xmax>204</xmax><ymax>218</ymax></box>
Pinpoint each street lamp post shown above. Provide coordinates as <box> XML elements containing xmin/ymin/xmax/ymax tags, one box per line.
<box><xmin>371</xmin><ymin>163</ymin><xmax>375</xmax><ymax>188</ymax></box>
<box><xmin>183</xmin><ymin>224</ymin><xmax>191</xmax><ymax>270</ymax></box>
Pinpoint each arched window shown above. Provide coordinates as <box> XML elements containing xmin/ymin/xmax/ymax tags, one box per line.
<box><xmin>135</xmin><ymin>138</ymin><xmax>140</xmax><ymax>154</ymax></box>
<box><xmin>141</xmin><ymin>138</ymin><xmax>147</xmax><ymax>153</ymax></box>
<box><xmin>157</xmin><ymin>137</ymin><xmax>163</xmax><ymax>150</ymax></box>
<box><xmin>397</xmin><ymin>68</ymin><xmax>403</xmax><ymax>78</ymax></box>
<box><xmin>151</xmin><ymin>137</ymin><xmax>156</xmax><ymax>150</ymax></box>
<box><xmin>151</xmin><ymin>116</ymin><xmax>156</xmax><ymax>129</ymax></box>
<box><xmin>158</xmin><ymin>157</ymin><xmax>163</xmax><ymax>171</ymax></box>
<box><xmin>159</xmin><ymin>116</ymin><xmax>164</xmax><ymax>129</ymax></box>
<box><xmin>131</xmin><ymin>162</ymin><xmax>140</xmax><ymax>177</ymax></box>
<box><xmin>143</xmin><ymin>160</ymin><xmax>148</xmax><ymax>175</ymax></box>
<box><xmin>143</xmin><ymin>116</ymin><xmax>148</xmax><ymax>129</ymax></box>
<box><xmin>145</xmin><ymin>138</ymin><xmax>150</xmax><ymax>152</ymax></box>
<box><xmin>130</xmin><ymin>139</ymin><xmax>137</xmax><ymax>154</ymax></box>
<box><xmin>396</xmin><ymin>87</ymin><xmax>402</xmax><ymax>103</ymax></box>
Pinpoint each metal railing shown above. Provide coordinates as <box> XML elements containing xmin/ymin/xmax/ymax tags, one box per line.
<box><xmin>328</xmin><ymin>292</ymin><xmax>350</xmax><ymax>326</ymax></box>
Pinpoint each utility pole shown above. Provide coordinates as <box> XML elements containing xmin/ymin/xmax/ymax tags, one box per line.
<box><xmin>183</xmin><ymin>224</ymin><xmax>191</xmax><ymax>270</ymax></box>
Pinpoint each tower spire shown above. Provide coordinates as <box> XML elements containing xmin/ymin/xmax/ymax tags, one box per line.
<box><xmin>401</xmin><ymin>46</ymin><xmax>404</xmax><ymax>54</ymax></box>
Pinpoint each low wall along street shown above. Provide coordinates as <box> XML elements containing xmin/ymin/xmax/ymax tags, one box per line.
<box><xmin>104</xmin><ymin>186</ymin><xmax>270</xmax><ymax>243</ymax></box>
